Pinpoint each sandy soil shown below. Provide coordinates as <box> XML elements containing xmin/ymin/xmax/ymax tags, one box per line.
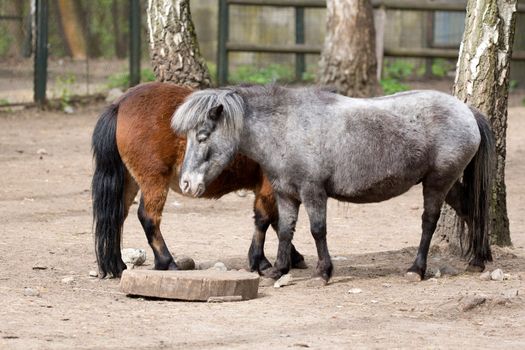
<box><xmin>0</xmin><ymin>101</ymin><xmax>524</xmax><ymax>349</ymax></box>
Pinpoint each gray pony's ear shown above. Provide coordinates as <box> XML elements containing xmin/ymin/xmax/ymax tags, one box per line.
<box><xmin>208</xmin><ymin>105</ymin><xmax>224</xmax><ymax>122</ymax></box>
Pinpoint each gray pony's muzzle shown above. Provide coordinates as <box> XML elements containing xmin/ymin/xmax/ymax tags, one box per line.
<box><xmin>179</xmin><ymin>172</ymin><xmax>205</xmax><ymax>197</ymax></box>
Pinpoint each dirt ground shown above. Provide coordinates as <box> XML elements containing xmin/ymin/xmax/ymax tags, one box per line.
<box><xmin>1</xmin><ymin>99</ymin><xmax>525</xmax><ymax>349</ymax></box>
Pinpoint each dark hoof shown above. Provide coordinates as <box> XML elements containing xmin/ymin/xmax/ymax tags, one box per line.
<box><xmin>249</xmin><ymin>255</ymin><xmax>272</xmax><ymax>273</ymax></box>
<box><xmin>405</xmin><ymin>271</ymin><xmax>422</xmax><ymax>282</ymax></box>
<box><xmin>154</xmin><ymin>257</ymin><xmax>176</xmax><ymax>271</ymax></box>
<box><xmin>406</xmin><ymin>265</ymin><xmax>425</xmax><ymax>282</ymax></box>
<box><xmin>292</xmin><ymin>260</ymin><xmax>308</xmax><ymax>270</ymax></box>
<box><xmin>291</xmin><ymin>252</ymin><xmax>308</xmax><ymax>269</ymax></box>
<box><xmin>315</xmin><ymin>261</ymin><xmax>333</xmax><ymax>282</ymax></box>
<box><xmin>263</xmin><ymin>267</ymin><xmax>284</xmax><ymax>280</ymax></box>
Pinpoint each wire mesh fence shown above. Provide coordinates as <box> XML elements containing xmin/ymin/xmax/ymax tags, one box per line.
<box><xmin>0</xmin><ymin>0</ymin><xmax>149</xmax><ymax>108</ymax></box>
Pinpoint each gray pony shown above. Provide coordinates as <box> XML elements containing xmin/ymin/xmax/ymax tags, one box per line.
<box><xmin>172</xmin><ymin>84</ymin><xmax>494</xmax><ymax>283</ymax></box>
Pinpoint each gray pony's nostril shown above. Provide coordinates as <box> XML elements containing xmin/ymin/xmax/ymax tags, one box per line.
<box><xmin>181</xmin><ymin>180</ymin><xmax>189</xmax><ymax>193</ymax></box>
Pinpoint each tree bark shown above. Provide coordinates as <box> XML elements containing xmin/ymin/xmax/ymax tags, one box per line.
<box><xmin>317</xmin><ymin>0</ymin><xmax>379</xmax><ymax>97</ymax></box>
<box><xmin>56</xmin><ymin>0</ymin><xmax>87</xmax><ymax>60</ymax></box>
<box><xmin>436</xmin><ymin>0</ymin><xmax>516</xmax><ymax>252</ymax></box>
<box><xmin>146</xmin><ymin>0</ymin><xmax>211</xmax><ymax>88</ymax></box>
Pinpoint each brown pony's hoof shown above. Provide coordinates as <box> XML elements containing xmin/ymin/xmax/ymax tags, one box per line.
<box><xmin>405</xmin><ymin>271</ymin><xmax>423</xmax><ymax>282</ymax></box>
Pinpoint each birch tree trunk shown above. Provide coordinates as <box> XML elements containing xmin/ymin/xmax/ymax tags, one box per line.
<box><xmin>146</xmin><ymin>0</ymin><xmax>211</xmax><ymax>88</ymax></box>
<box><xmin>318</xmin><ymin>0</ymin><xmax>379</xmax><ymax>97</ymax></box>
<box><xmin>436</xmin><ymin>0</ymin><xmax>516</xmax><ymax>252</ymax></box>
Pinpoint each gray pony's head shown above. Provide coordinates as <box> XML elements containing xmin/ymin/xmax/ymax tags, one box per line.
<box><xmin>172</xmin><ymin>88</ymin><xmax>244</xmax><ymax>197</ymax></box>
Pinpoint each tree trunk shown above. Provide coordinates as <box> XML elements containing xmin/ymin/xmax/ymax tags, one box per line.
<box><xmin>146</xmin><ymin>0</ymin><xmax>211</xmax><ymax>88</ymax></box>
<box><xmin>436</xmin><ymin>0</ymin><xmax>516</xmax><ymax>252</ymax></box>
<box><xmin>317</xmin><ymin>0</ymin><xmax>379</xmax><ymax>97</ymax></box>
<box><xmin>56</xmin><ymin>0</ymin><xmax>87</xmax><ymax>60</ymax></box>
<box><xmin>112</xmin><ymin>0</ymin><xmax>127</xmax><ymax>58</ymax></box>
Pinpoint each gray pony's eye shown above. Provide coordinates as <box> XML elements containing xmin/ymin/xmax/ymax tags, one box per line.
<box><xmin>197</xmin><ymin>131</ymin><xmax>209</xmax><ymax>143</ymax></box>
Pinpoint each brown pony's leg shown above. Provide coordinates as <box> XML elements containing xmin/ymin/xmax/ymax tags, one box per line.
<box><xmin>137</xmin><ymin>176</ymin><xmax>177</xmax><ymax>270</ymax></box>
<box><xmin>248</xmin><ymin>176</ymin><xmax>306</xmax><ymax>272</ymax></box>
<box><xmin>123</xmin><ymin>170</ymin><xmax>139</xmax><ymax>219</ymax></box>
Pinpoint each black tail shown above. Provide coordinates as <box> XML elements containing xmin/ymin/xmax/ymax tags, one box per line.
<box><xmin>460</xmin><ymin>107</ymin><xmax>495</xmax><ymax>264</ymax></box>
<box><xmin>92</xmin><ymin>104</ymin><xmax>127</xmax><ymax>278</ymax></box>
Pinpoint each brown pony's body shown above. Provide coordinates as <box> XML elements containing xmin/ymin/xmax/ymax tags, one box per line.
<box><xmin>92</xmin><ymin>82</ymin><xmax>305</xmax><ymax>277</ymax></box>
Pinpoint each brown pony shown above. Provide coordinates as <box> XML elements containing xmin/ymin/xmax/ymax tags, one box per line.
<box><xmin>91</xmin><ymin>82</ymin><xmax>305</xmax><ymax>278</ymax></box>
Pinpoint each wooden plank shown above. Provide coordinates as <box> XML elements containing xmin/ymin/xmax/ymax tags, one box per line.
<box><xmin>120</xmin><ymin>270</ymin><xmax>260</xmax><ymax>301</ymax></box>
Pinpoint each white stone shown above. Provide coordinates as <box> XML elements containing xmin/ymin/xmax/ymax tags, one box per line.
<box><xmin>490</xmin><ymin>268</ymin><xmax>504</xmax><ymax>281</ymax></box>
<box><xmin>61</xmin><ymin>276</ymin><xmax>75</xmax><ymax>284</ymax></box>
<box><xmin>479</xmin><ymin>271</ymin><xmax>491</xmax><ymax>281</ymax></box>
<box><xmin>121</xmin><ymin>248</ymin><xmax>146</xmax><ymax>266</ymax></box>
<box><xmin>347</xmin><ymin>288</ymin><xmax>362</xmax><ymax>294</ymax></box>
<box><xmin>89</xmin><ymin>270</ymin><xmax>98</xmax><ymax>277</ymax></box>
<box><xmin>207</xmin><ymin>262</ymin><xmax>227</xmax><ymax>272</ymax></box>
<box><xmin>273</xmin><ymin>274</ymin><xmax>293</xmax><ymax>288</ymax></box>
<box><xmin>23</xmin><ymin>288</ymin><xmax>40</xmax><ymax>297</ymax></box>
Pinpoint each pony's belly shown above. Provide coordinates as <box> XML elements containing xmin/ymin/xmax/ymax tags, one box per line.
<box><xmin>327</xmin><ymin>177</ymin><xmax>420</xmax><ymax>204</ymax></box>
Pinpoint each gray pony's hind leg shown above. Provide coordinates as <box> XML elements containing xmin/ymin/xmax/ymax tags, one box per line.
<box><xmin>302</xmin><ymin>189</ymin><xmax>332</xmax><ymax>283</ymax></box>
<box><xmin>263</xmin><ymin>194</ymin><xmax>300</xmax><ymax>280</ymax></box>
<box><xmin>406</xmin><ymin>180</ymin><xmax>450</xmax><ymax>281</ymax></box>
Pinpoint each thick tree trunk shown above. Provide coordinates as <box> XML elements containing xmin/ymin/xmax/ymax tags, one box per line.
<box><xmin>146</xmin><ymin>0</ymin><xmax>211</xmax><ymax>88</ymax></box>
<box><xmin>317</xmin><ymin>0</ymin><xmax>379</xmax><ymax>97</ymax></box>
<box><xmin>436</xmin><ymin>0</ymin><xmax>516</xmax><ymax>252</ymax></box>
<box><xmin>56</xmin><ymin>0</ymin><xmax>87</xmax><ymax>60</ymax></box>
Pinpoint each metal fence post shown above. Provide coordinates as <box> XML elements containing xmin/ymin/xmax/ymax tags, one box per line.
<box><xmin>217</xmin><ymin>0</ymin><xmax>229</xmax><ymax>86</ymax></box>
<box><xmin>34</xmin><ymin>0</ymin><xmax>48</xmax><ymax>106</ymax></box>
<box><xmin>295</xmin><ymin>6</ymin><xmax>305</xmax><ymax>81</ymax></box>
<box><xmin>129</xmin><ymin>0</ymin><xmax>141</xmax><ymax>87</ymax></box>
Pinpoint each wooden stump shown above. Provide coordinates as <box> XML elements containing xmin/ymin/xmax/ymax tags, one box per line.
<box><xmin>119</xmin><ymin>270</ymin><xmax>260</xmax><ymax>301</ymax></box>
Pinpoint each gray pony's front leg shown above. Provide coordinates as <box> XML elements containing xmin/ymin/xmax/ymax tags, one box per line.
<box><xmin>264</xmin><ymin>193</ymin><xmax>300</xmax><ymax>280</ymax></box>
<box><xmin>301</xmin><ymin>189</ymin><xmax>333</xmax><ymax>283</ymax></box>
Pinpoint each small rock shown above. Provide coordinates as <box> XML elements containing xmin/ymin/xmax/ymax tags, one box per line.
<box><xmin>382</xmin><ymin>283</ymin><xmax>392</xmax><ymax>288</ymax></box>
<box><xmin>106</xmin><ymin>88</ymin><xmax>124</xmax><ymax>103</ymax></box>
<box><xmin>121</xmin><ymin>248</ymin><xmax>146</xmax><ymax>267</ymax></box>
<box><xmin>175</xmin><ymin>256</ymin><xmax>195</xmax><ymax>270</ymax></box>
<box><xmin>196</xmin><ymin>260</ymin><xmax>217</xmax><ymax>270</ymax></box>
<box><xmin>36</xmin><ymin>148</ymin><xmax>48</xmax><ymax>155</ymax></box>
<box><xmin>427</xmin><ymin>277</ymin><xmax>438</xmax><ymax>283</ymax></box>
<box><xmin>32</xmin><ymin>263</ymin><xmax>48</xmax><ymax>270</ymax></box>
<box><xmin>503</xmin><ymin>273</ymin><xmax>513</xmax><ymax>280</ymax></box>
<box><xmin>479</xmin><ymin>271</ymin><xmax>491</xmax><ymax>281</ymax></box>
<box><xmin>23</xmin><ymin>288</ymin><xmax>40</xmax><ymax>297</ymax></box>
<box><xmin>61</xmin><ymin>276</ymin><xmax>74</xmax><ymax>284</ymax></box>
<box><xmin>208</xmin><ymin>262</ymin><xmax>227</xmax><ymax>271</ymax></box>
<box><xmin>332</xmin><ymin>256</ymin><xmax>348</xmax><ymax>261</ymax></box>
<box><xmin>63</xmin><ymin>105</ymin><xmax>74</xmax><ymax>114</ymax></box>
<box><xmin>347</xmin><ymin>288</ymin><xmax>362</xmax><ymax>294</ymax></box>
<box><xmin>490</xmin><ymin>268</ymin><xmax>504</xmax><ymax>281</ymax></box>
<box><xmin>89</xmin><ymin>270</ymin><xmax>98</xmax><ymax>278</ymax></box>
<box><xmin>460</xmin><ymin>296</ymin><xmax>486</xmax><ymax>312</ymax></box>
<box><xmin>274</xmin><ymin>274</ymin><xmax>293</xmax><ymax>288</ymax></box>
<box><xmin>502</xmin><ymin>289</ymin><xmax>519</xmax><ymax>299</ymax></box>
<box><xmin>434</xmin><ymin>269</ymin><xmax>441</xmax><ymax>278</ymax></box>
